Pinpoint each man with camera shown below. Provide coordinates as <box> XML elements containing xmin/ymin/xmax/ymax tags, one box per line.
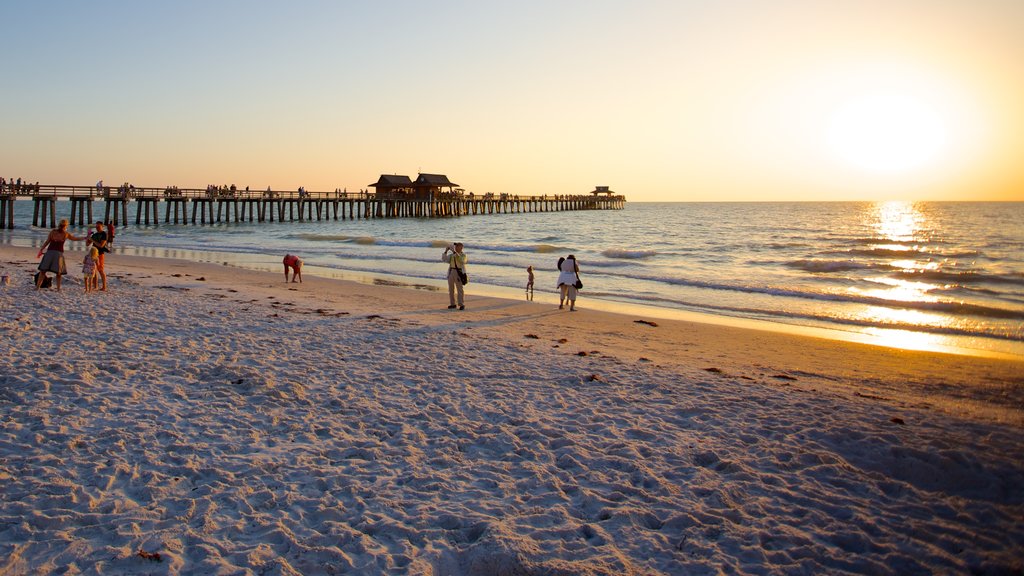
<box><xmin>442</xmin><ymin>242</ymin><xmax>468</xmax><ymax>310</ymax></box>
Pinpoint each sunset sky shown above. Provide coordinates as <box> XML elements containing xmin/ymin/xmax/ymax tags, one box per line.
<box><xmin>2</xmin><ymin>0</ymin><xmax>1021</xmax><ymax>202</ymax></box>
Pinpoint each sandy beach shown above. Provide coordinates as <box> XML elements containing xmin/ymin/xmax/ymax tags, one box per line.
<box><xmin>1</xmin><ymin>243</ymin><xmax>1022</xmax><ymax>575</ymax></box>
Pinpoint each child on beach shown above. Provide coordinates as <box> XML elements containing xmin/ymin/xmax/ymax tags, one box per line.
<box><xmin>526</xmin><ymin>266</ymin><xmax>534</xmax><ymax>299</ymax></box>
<box><xmin>82</xmin><ymin>246</ymin><xmax>99</xmax><ymax>292</ymax></box>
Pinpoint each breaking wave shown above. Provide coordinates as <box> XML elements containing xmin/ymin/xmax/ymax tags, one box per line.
<box><xmin>602</xmin><ymin>249</ymin><xmax>657</xmax><ymax>260</ymax></box>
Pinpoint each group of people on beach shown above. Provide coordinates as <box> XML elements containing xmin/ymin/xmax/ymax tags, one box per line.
<box><xmin>442</xmin><ymin>242</ymin><xmax>582</xmax><ymax>312</ymax></box>
<box><xmin>278</xmin><ymin>243</ymin><xmax>582</xmax><ymax>313</ymax></box>
<box><xmin>33</xmin><ymin>217</ymin><xmax>582</xmax><ymax>310</ymax></box>
<box><xmin>35</xmin><ymin>220</ymin><xmax>114</xmax><ymax>292</ymax></box>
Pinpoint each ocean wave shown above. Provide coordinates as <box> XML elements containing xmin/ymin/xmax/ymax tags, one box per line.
<box><xmin>765</xmin><ymin>242</ymin><xmax>811</xmax><ymax>249</ymax></box>
<box><xmin>290</xmin><ymin>233</ymin><xmax>353</xmax><ymax>242</ymax></box>
<box><xmin>826</xmin><ymin>247</ymin><xmax>981</xmax><ymax>259</ymax></box>
<box><xmin>786</xmin><ymin>259</ymin><xmax>874</xmax><ymax>273</ymax></box>
<box><xmin>511</xmin><ymin>256</ymin><xmax>632</xmax><ymax>270</ymax></box>
<box><xmin>332</xmin><ymin>238</ymin><xmax>564</xmax><ymax>253</ymax></box>
<box><xmin>890</xmin><ymin>269</ymin><xmax>1024</xmax><ymax>286</ymax></box>
<box><xmin>585</xmin><ymin>269</ymin><xmax>1024</xmax><ymax>320</ymax></box>
<box><xmin>375</xmin><ymin>239</ymin><xmax>447</xmax><ymax>249</ymax></box>
<box><xmin>935</xmin><ymin>285</ymin><xmax>1003</xmax><ymax>297</ymax></box>
<box><xmin>602</xmin><ymin>249</ymin><xmax>657</xmax><ymax>260</ymax></box>
<box><xmin>333</xmin><ymin>251</ymin><xmax>441</xmax><ymax>266</ymax></box>
<box><xmin>841</xmin><ymin>237</ymin><xmax>952</xmax><ymax>247</ymax></box>
<box><xmin>937</xmin><ymin>286</ymin><xmax>1024</xmax><ymax>307</ymax></box>
<box><xmin>465</xmin><ymin>243</ymin><xmax>562</xmax><ymax>254</ymax></box>
<box><xmin>108</xmin><ymin>242</ymin><xmax>270</xmax><ymax>262</ymax></box>
<box><xmin>326</xmin><ymin>250</ymin><xmax>631</xmax><ymax>272</ymax></box>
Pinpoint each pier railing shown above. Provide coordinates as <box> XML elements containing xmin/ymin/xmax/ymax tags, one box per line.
<box><xmin>0</xmin><ymin>183</ymin><xmax>625</xmax><ymax>229</ymax></box>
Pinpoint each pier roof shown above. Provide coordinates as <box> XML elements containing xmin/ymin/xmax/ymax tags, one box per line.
<box><xmin>414</xmin><ymin>174</ymin><xmax>459</xmax><ymax>188</ymax></box>
<box><xmin>369</xmin><ymin>174</ymin><xmax>414</xmax><ymax>188</ymax></box>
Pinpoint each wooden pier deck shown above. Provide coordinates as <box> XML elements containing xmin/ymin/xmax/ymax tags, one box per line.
<box><xmin>0</xmin><ymin>184</ymin><xmax>625</xmax><ymax>229</ymax></box>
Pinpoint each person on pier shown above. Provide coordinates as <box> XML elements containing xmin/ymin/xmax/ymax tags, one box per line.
<box><xmin>36</xmin><ymin>219</ymin><xmax>87</xmax><ymax>291</ymax></box>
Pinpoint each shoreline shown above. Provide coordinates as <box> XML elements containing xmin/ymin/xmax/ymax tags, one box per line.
<box><xmin>3</xmin><ymin>243</ymin><xmax>1022</xmax><ymax>424</ymax></box>
<box><xmin>3</xmin><ymin>235</ymin><xmax>1020</xmax><ymax>360</ymax></box>
<box><xmin>2</xmin><ymin>242</ymin><xmax>1023</xmax><ymax>573</ymax></box>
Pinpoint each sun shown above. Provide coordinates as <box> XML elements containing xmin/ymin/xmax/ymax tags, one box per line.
<box><xmin>826</xmin><ymin>91</ymin><xmax>950</xmax><ymax>175</ymax></box>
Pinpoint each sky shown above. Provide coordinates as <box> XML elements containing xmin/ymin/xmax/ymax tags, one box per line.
<box><xmin>2</xmin><ymin>0</ymin><xmax>1022</xmax><ymax>202</ymax></box>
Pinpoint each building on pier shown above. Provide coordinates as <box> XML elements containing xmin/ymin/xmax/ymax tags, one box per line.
<box><xmin>413</xmin><ymin>173</ymin><xmax>460</xmax><ymax>200</ymax></box>
<box><xmin>370</xmin><ymin>173</ymin><xmax>460</xmax><ymax>201</ymax></box>
<box><xmin>368</xmin><ymin>174</ymin><xmax>414</xmax><ymax>199</ymax></box>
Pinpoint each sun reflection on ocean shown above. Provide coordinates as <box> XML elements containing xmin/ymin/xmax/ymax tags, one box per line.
<box><xmin>855</xmin><ymin>304</ymin><xmax>942</xmax><ymax>327</ymax></box>
<box><xmin>889</xmin><ymin>259</ymin><xmax>939</xmax><ymax>271</ymax></box>
<box><xmin>859</xmin><ymin>327</ymin><xmax>954</xmax><ymax>354</ymax></box>
<box><xmin>848</xmin><ymin>201</ymin><xmax>963</xmax><ymax>351</ymax></box>
<box><xmin>873</xmin><ymin>200</ymin><xmax>926</xmax><ymax>242</ymax></box>
<box><xmin>856</xmin><ymin>276</ymin><xmax>937</xmax><ymax>303</ymax></box>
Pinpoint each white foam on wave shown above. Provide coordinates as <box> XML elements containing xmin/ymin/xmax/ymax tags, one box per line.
<box><xmin>602</xmin><ymin>249</ymin><xmax>657</xmax><ymax>259</ymax></box>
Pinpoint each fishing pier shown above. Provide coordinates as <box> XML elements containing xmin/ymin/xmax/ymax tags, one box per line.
<box><xmin>0</xmin><ymin>175</ymin><xmax>625</xmax><ymax>229</ymax></box>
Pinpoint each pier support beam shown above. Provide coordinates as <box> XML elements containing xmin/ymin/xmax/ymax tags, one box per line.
<box><xmin>136</xmin><ymin>198</ymin><xmax>159</xmax><ymax>226</ymax></box>
<box><xmin>104</xmin><ymin>198</ymin><xmax>129</xmax><ymax>227</ymax></box>
<box><xmin>32</xmin><ymin>197</ymin><xmax>57</xmax><ymax>228</ymax></box>
<box><xmin>165</xmin><ymin>198</ymin><xmax>189</xmax><ymax>224</ymax></box>
<box><xmin>0</xmin><ymin>195</ymin><xmax>14</xmax><ymax>229</ymax></box>
<box><xmin>68</xmin><ymin>197</ymin><xmax>94</xmax><ymax>226</ymax></box>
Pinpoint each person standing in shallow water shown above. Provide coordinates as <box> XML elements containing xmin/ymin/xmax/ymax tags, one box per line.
<box><xmin>557</xmin><ymin>254</ymin><xmax>580</xmax><ymax>311</ymax></box>
<box><xmin>443</xmin><ymin>242</ymin><xmax>467</xmax><ymax>310</ymax></box>
<box><xmin>104</xmin><ymin>220</ymin><xmax>116</xmax><ymax>246</ymax></box>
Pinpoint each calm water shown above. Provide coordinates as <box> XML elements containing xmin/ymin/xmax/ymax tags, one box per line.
<box><xmin>3</xmin><ymin>201</ymin><xmax>1022</xmax><ymax>357</ymax></box>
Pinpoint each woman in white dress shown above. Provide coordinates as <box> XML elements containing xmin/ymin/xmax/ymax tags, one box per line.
<box><xmin>556</xmin><ymin>254</ymin><xmax>580</xmax><ymax>311</ymax></box>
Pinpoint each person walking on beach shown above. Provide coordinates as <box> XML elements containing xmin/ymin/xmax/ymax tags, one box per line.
<box><xmin>526</xmin><ymin>265</ymin><xmax>535</xmax><ymax>300</ymax></box>
<box><xmin>36</xmin><ymin>219</ymin><xmax>87</xmax><ymax>291</ymax></box>
<box><xmin>557</xmin><ymin>254</ymin><xmax>580</xmax><ymax>311</ymax></box>
<box><xmin>87</xmin><ymin>221</ymin><xmax>109</xmax><ymax>291</ymax></box>
<box><xmin>283</xmin><ymin>254</ymin><xmax>303</xmax><ymax>283</ymax></box>
<box><xmin>443</xmin><ymin>242</ymin><xmax>467</xmax><ymax>310</ymax></box>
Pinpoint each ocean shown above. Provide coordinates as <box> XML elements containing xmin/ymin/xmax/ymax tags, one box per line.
<box><xmin>3</xmin><ymin>200</ymin><xmax>1022</xmax><ymax>357</ymax></box>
